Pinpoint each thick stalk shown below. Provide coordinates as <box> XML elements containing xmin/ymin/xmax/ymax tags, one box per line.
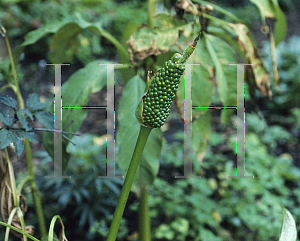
<box><xmin>138</xmin><ymin>187</ymin><xmax>151</xmax><ymax>241</ymax></box>
<box><xmin>107</xmin><ymin>125</ymin><xmax>152</xmax><ymax>241</ymax></box>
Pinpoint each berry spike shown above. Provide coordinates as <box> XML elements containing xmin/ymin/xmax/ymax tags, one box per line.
<box><xmin>136</xmin><ymin>33</ymin><xmax>200</xmax><ymax>128</ymax></box>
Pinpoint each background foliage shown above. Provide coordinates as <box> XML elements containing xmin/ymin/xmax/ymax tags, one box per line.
<box><xmin>0</xmin><ymin>0</ymin><xmax>299</xmax><ymax>240</ymax></box>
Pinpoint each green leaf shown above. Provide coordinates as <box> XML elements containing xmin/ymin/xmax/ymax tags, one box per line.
<box><xmin>0</xmin><ymin>129</ymin><xmax>14</xmax><ymax>149</ymax></box>
<box><xmin>155</xmin><ymin>224</ymin><xmax>174</xmax><ymax>240</ymax></box>
<box><xmin>250</xmin><ymin>0</ymin><xmax>286</xmax><ymax>45</ymax></box>
<box><xmin>0</xmin><ymin>129</ymin><xmax>24</xmax><ymax>156</ymax></box>
<box><xmin>250</xmin><ymin>0</ymin><xmax>276</xmax><ymax>20</ymax></box>
<box><xmin>0</xmin><ymin>109</ymin><xmax>15</xmax><ymax>127</ymax></box>
<box><xmin>26</xmin><ymin>93</ymin><xmax>48</xmax><ymax>112</ymax></box>
<box><xmin>193</xmin><ymin>0</ymin><xmax>245</xmax><ymax>23</ymax></box>
<box><xmin>271</xmin><ymin>0</ymin><xmax>287</xmax><ymax>45</ymax></box>
<box><xmin>175</xmin><ymin>35</ymin><xmax>214</xmax><ymax>120</ymax></box>
<box><xmin>13</xmin><ymin>20</ymin><xmax>69</xmax><ymax>62</ymax></box>
<box><xmin>11</xmin><ymin>132</ymin><xmax>24</xmax><ymax>156</ymax></box>
<box><xmin>116</xmin><ymin>75</ymin><xmax>161</xmax><ymax>196</ymax></box>
<box><xmin>279</xmin><ymin>205</ymin><xmax>297</xmax><ymax>241</ymax></box>
<box><xmin>35</xmin><ymin>111</ymin><xmax>54</xmax><ymax>129</ymax></box>
<box><xmin>192</xmin><ymin>109</ymin><xmax>212</xmax><ymax>156</ymax></box>
<box><xmin>43</xmin><ymin>59</ymin><xmax>108</xmax><ymax>173</ymax></box>
<box><xmin>0</xmin><ymin>96</ymin><xmax>18</xmax><ymax>110</ymax></box>
<box><xmin>16</xmin><ymin>130</ymin><xmax>39</xmax><ymax>143</ymax></box>
<box><xmin>13</xmin><ymin>12</ymin><xmax>128</xmax><ymax>64</ymax></box>
<box><xmin>205</xmin><ymin>34</ymin><xmax>237</xmax><ymax>124</ymax></box>
<box><xmin>18</xmin><ymin>109</ymin><xmax>34</xmax><ymax>120</ymax></box>
<box><xmin>17</xmin><ymin>109</ymin><xmax>32</xmax><ymax>130</ymax></box>
<box><xmin>170</xmin><ymin>218</ymin><xmax>189</xmax><ymax>234</ymax></box>
<box><xmin>49</xmin><ymin>23</ymin><xmax>81</xmax><ymax>63</ymax></box>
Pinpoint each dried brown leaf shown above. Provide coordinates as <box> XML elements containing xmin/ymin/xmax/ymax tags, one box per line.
<box><xmin>0</xmin><ymin>151</ymin><xmax>34</xmax><ymax>239</ymax></box>
<box><xmin>127</xmin><ymin>24</ymin><xmax>179</xmax><ymax>64</ymax></box>
<box><xmin>230</xmin><ymin>23</ymin><xmax>272</xmax><ymax>97</ymax></box>
<box><xmin>175</xmin><ymin>0</ymin><xmax>199</xmax><ymax>15</ymax></box>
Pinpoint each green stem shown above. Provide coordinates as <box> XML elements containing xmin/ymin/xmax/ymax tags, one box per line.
<box><xmin>3</xmin><ymin>27</ymin><xmax>47</xmax><ymax>238</ymax></box>
<box><xmin>24</xmin><ymin>140</ymin><xmax>47</xmax><ymax>238</ymax></box>
<box><xmin>4</xmin><ymin>32</ymin><xmax>24</xmax><ymax>108</ymax></box>
<box><xmin>0</xmin><ymin>83</ymin><xmax>16</xmax><ymax>93</ymax></box>
<box><xmin>0</xmin><ymin>221</ymin><xmax>39</xmax><ymax>241</ymax></box>
<box><xmin>138</xmin><ymin>187</ymin><xmax>151</xmax><ymax>241</ymax></box>
<box><xmin>100</xmin><ymin>29</ymin><xmax>130</xmax><ymax>61</ymax></box>
<box><xmin>107</xmin><ymin>125</ymin><xmax>152</xmax><ymax>241</ymax></box>
<box><xmin>148</xmin><ymin>0</ymin><xmax>157</xmax><ymax>27</ymax></box>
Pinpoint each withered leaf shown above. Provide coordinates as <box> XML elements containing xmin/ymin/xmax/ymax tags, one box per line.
<box><xmin>230</xmin><ymin>23</ymin><xmax>272</xmax><ymax>97</ymax></box>
<box><xmin>0</xmin><ymin>151</ymin><xmax>35</xmax><ymax>239</ymax></box>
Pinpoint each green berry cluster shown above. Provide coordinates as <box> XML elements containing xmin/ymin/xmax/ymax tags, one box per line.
<box><xmin>141</xmin><ymin>53</ymin><xmax>185</xmax><ymax>128</ymax></box>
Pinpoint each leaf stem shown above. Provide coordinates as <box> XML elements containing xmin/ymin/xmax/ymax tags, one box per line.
<box><xmin>0</xmin><ymin>221</ymin><xmax>39</xmax><ymax>241</ymax></box>
<box><xmin>107</xmin><ymin>125</ymin><xmax>152</xmax><ymax>241</ymax></box>
<box><xmin>147</xmin><ymin>0</ymin><xmax>157</xmax><ymax>27</ymax></box>
<box><xmin>0</xmin><ymin>83</ymin><xmax>16</xmax><ymax>93</ymax></box>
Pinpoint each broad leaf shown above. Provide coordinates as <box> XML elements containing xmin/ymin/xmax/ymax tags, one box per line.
<box><xmin>43</xmin><ymin>59</ymin><xmax>108</xmax><ymax>173</ymax></box>
<box><xmin>250</xmin><ymin>0</ymin><xmax>276</xmax><ymax>20</ymax></box>
<box><xmin>175</xmin><ymin>34</ymin><xmax>214</xmax><ymax>120</ymax></box>
<box><xmin>192</xmin><ymin>109</ymin><xmax>212</xmax><ymax>161</ymax></box>
<box><xmin>26</xmin><ymin>93</ymin><xmax>48</xmax><ymax>112</ymax></box>
<box><xmin>271</xmin><ymin>0</ymin><xmax>287</xmax><ymax>45</ymax></box>
<box><xmin>0</xmin><ymin>96</ymin><xmax>18</xmax><ymax>110</ymax></box>
<box><xmin>279</xmin><ymin>205</ymin><xmax>297</xmax><ymax>241</ymax></box>
<box><xmin>16</xmin><ymin>130</ymin><xmax>39</xmax><ymax>143</ymax></box>
<box><xmin>250</xmin><ymin>0</ymin><xmax>286</xmax><ymax>45</ymax></box>
<box><xmin>0</xmin><ymin>109</ymin><xmax>15</xmax><ymax>127</ymax></box>
<box><xmin>13</xmin><ymin>19</ymin><xmax>69</xmax><ymax>64</ymax></box>
<box><xmin>13</xmin><ymin>12</ymin><xmax>128</xmax><ymax>65</ymax></box>
<box><xmin>0</xmin><ymin>131</ymin><xmax>25</xmax><ymax>157</ymax></box>
<box><xmin>35</xmin><ymin>111</ymin><xmax>54</xmax><ymax>129</ymax></box>
<box><xmin>49</xmin><ymin>23</ymin><xmax>82</xmax><ymax>63</ymax></box>
<box><xmin>116</xmin><ymin>75</ymin><xmax>161</xmax><ymax>196</ymax></box>
<box><xmin>12</xmin><ymin>133</ymin><xmax>24</xmax><ymax>157</ymax></box>
<box><xmin>0</xmin><ymin>129</ymin><xmax>14</xmax><ymax>150</ymax></box>
<box><xmin>18</xmin><ymin>109</ymin><xmax>33</xmax><ymax>121</ymax></box>
<box><xmin>16</xmin><ymin>109</ymin><xmax>31</xmax><ymax>131</ymax></box>
<box><xmin>205</xmin><ymin>34</ymin><xmax>238</xmax><ymax>124</ymax></box>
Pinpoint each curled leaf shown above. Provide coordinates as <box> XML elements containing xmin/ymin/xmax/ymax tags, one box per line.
<box><xmin>279</xmin><ymin>204</ymin><xmax>297</xmax><ymax>241</ymax></box>
<box><xmin>230</xmin><ymin>23</ymin><xmax>271</xmax><ymax>97</ymax></box>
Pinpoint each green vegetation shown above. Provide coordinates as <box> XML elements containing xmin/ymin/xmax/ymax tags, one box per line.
<box><xmin>0</xmin><ymin>0</ymin><xmax>299</xmax><ymax>240</ymax></box>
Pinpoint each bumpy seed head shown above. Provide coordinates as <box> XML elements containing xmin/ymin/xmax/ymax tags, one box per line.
<box><xmin>136</xmin><ymin>33</ymin><xmax>200</xmax><ymax>128</ymax></box>
<box><xmin>136</xmin><ymin>53</ymin><xmax>185</xmax><ymax>128</ymax></box>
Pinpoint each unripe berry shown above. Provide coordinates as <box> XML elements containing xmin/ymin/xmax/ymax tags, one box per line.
<box><xmin>136</xmin><ymin>33</ymin><xmax>200</xmax><ymax>128</ymax></box>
